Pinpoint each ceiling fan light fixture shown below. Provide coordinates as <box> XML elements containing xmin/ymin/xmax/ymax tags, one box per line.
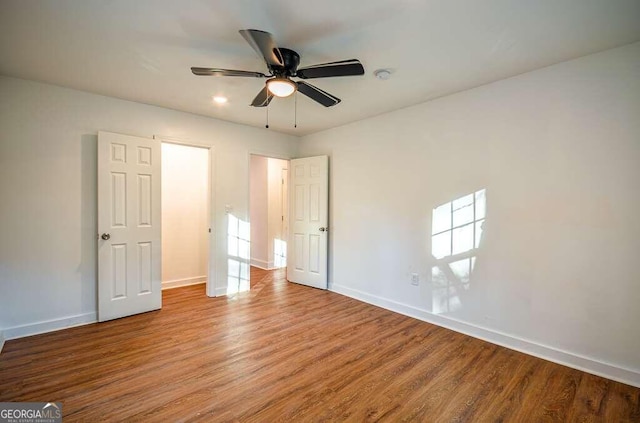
<box><xmin>267</xmin><ymin>78</ymin><xmax>296</xmax><ymax>97</ymax></box>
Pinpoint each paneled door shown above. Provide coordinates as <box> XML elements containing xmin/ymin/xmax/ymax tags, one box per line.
<box><xmin>287</xmin><ymin>156</ymin><xmax>328</xmax><ymax>289</ymax></box>
<box><xmin>98</xmin><ymin>131</ymin><xmax>161</xmax><ymax>321</ymax></box>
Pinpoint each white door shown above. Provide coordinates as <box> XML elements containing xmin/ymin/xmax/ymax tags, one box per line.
<box><xmin>280</xmin><ymin>169</ymin><xmax>289</xmax><ymax>245</ymax></box>
<box><xmin>98</xmin><ymin>131</ymin><xmax>162</xmax><ymax>321</ymax></box>
<box><xmin>281</xmin><ymin>167</ymin><xmax>289</xmax><ymax>265</ymax></box>
<box><xmin>287</xmin><ymin>156</ymin><xmax>329</xmax><ymax>289</ymax></box>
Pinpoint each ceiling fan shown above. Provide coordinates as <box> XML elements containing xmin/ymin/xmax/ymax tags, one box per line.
<box><xmin>191</xmin><ymin>29</ymin><xmax>365</xmax><ymax>108</ymax></box>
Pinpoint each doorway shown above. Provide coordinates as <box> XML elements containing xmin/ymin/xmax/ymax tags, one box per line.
<box><xmin>249</xmin><ymin>155</ymin><xmax>289</xmax><ymax>285</ymax></box>
<box><xmin>161</xmin><ymin>142</ymin><xmax>212</xmax><ymax>293</ymax></box>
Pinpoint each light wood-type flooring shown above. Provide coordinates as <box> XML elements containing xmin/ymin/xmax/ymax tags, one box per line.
<box><xmin>1</xmin><ymin>267</ymin><xmax>638</xmax><ymax>421</ymax></box>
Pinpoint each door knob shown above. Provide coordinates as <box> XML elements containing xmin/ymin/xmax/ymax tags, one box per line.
<box><xmin>101</xmin><ymin>233</ymin><xmax>111</xmax><ymax>240</ymax></box>
<box><xmin>319</xmin><ymin>227</ymin><xmax>328</xmax><ymax>232</ymax></box>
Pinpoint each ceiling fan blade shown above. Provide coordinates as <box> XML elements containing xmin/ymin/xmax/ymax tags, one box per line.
<box><xmin>297</xmin><ymin>81</ymin><xmax>341</xmax><ymax>107</ymax></box>
<box><xmin>191</xmin><ymin>67</ymin><xmax>266</xmax><ymax>78</ymax></box>
<box><xmin>250</xmin><ymin>86</ymin><xmax>274</xmax><ymax>107</ymax></box>
<box><xmin>296</xmin><ymin>59</ymin><xmax>364</xmax><ymax>79</ymax></box>
<box><xmin>239</xmin><ymin>29</ymin><xmax>283</xmax><ymax>68</ymax></box>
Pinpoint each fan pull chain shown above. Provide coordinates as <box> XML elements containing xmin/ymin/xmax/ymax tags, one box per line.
<box><xmin>294</xmin><ymin>91</ymin><xmax>297</xmax><ymax>129</ymax></box>
<box><xmin>265</xmin><ymin>102</ymin><xmax>269</xmax><ymax>129</ymax></box>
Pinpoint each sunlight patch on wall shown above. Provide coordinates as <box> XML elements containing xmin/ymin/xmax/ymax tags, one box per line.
<box><xmin>274</xmin><ymin>238</ymin><xmax>287</xmax><ymax>268</ymax></box>
<box><xmin>227</xmin><ymin>214</ymin><xmax>250</xmax><ymax>294</ymax></box>
<box><xmin>431</xmin><ymin>189</ymin><xmax>486</xmax><ymax>314</ymax></box>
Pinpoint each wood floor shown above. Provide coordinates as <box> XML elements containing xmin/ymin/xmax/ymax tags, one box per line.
<box><xmin>1</xmin><ymin>268</ymin><xmax>639</xmax><ymax>422</ymax></box>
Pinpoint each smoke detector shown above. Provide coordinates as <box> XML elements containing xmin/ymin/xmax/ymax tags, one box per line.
<box><xmin>373</xmin><ymin>69</ymin><xmax>392</xmax><ymax>80</ymax></box>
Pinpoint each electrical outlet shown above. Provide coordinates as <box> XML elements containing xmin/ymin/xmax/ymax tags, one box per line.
<box><xmin>411</xmin><ymin>273</ymin><xmax>419</xmax><ymax>285</ymax></box>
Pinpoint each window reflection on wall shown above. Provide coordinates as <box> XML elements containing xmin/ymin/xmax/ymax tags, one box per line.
<box><xmin>274</xmin><ymin>238</ymin><xmax>287</xmax><ymax>268</ymax></box>
<box><xmin>227</xmin><ymin>214</ymin><xmax>250</xmax><ymax>294</ymax></box>
<box><xmin>431</xmin><ymin>189</ymin><xmax>486</xmax><ymax>314</ymax></box>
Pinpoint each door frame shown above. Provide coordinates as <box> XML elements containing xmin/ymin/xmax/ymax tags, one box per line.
<box><xmin>247</xmin><ymin>150</ymin><xmax>292</xmax><ymax>277</ymax></box>
<box><xmin>155</xmin><ymin>136</ymin><xmax>216</xmax><ymax>297</ymax></box>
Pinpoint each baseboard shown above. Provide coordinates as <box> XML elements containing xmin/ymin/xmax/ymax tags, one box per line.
<box><xmin>214</xmin><ymin>286</ymin><xmax>228</xmax><ymax>297</ymax></box>
<box><xmin>331</xmin><ymin>283</ymin><xmax>640</xmax><ymax>388</ymax></box>
<box><xmin>0</xmin><ymin>330</ymin><xmax>5</xmax><ymax>354</ymax></box>
<box><xmin>162</xmin><ymin>276</ymin><xmax>207</xmax><ymax>290</ymax></box>
<box><xmin>250</xmin><ymin>259</ymin><xmax>269</xmax><ymax>270</ymax></box>
<box><xmin>249</xmin><ymin>259</ymin><xmax>283</xmax><ymax>270</ymax></box>
<box><xmin>2</xmin><ymin>312</ymin><xmax>97</xmax><ymax>341</ymax></box>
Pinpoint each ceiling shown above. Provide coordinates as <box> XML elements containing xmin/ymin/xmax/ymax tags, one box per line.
<box><xmin>1</xmin><ymin>0</ymin><xmax>639</xmax><ymax>136</ymax></box>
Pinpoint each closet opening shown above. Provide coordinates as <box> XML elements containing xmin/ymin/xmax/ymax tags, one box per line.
<box><xmin>161</xmin><ymin>142</ymin><xmax>212</xmax><ymax>294</ymax></box>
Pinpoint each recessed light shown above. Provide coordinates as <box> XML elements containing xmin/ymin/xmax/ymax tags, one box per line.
<box><xmin>213</xmin><ymin>96</ymin><xmax>228</xmax><ymax>104</ymax></box>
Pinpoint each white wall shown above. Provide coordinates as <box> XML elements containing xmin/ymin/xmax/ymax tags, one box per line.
<box><xmin>0</xmin><ymin>76</ymin><xmax>297</xmax><ymax>338</ymax></box>
<box><xmin>250</xmin><ymin>155</ymin><xmax>269</xmax><ymax>269</ymax></box>
<box><xmin>162</xmin><ymin>143</ymin><xmax>209</xmax><ymax>288</ymax></box>
<box><xmin>299</xmin><ymin>42</ymin><xmax>640</xmax><ymax>386</ymax></box>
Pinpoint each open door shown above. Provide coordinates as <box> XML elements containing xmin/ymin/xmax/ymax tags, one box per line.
<box><xmin>287</xmin><ymin>156</ymin><xmax>329</xmax><ymax>289</ymax></box>
<box><xmin>98</xmin><ymin>131</ymin><xmax>162</xmax><ymax>321</ymax></box>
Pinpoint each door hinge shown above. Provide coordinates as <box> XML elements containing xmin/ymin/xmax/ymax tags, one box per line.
<box><xmin>208</xmin><ymin>228</ymin><xmax>211</xmax><ymax>233</ymax></box>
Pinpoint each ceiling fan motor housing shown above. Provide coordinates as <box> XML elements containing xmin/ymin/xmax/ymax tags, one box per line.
<box><xmin>272</xmin><ymin>48</ymin><xmax>300</xmax><ymax>77</ymax></box>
